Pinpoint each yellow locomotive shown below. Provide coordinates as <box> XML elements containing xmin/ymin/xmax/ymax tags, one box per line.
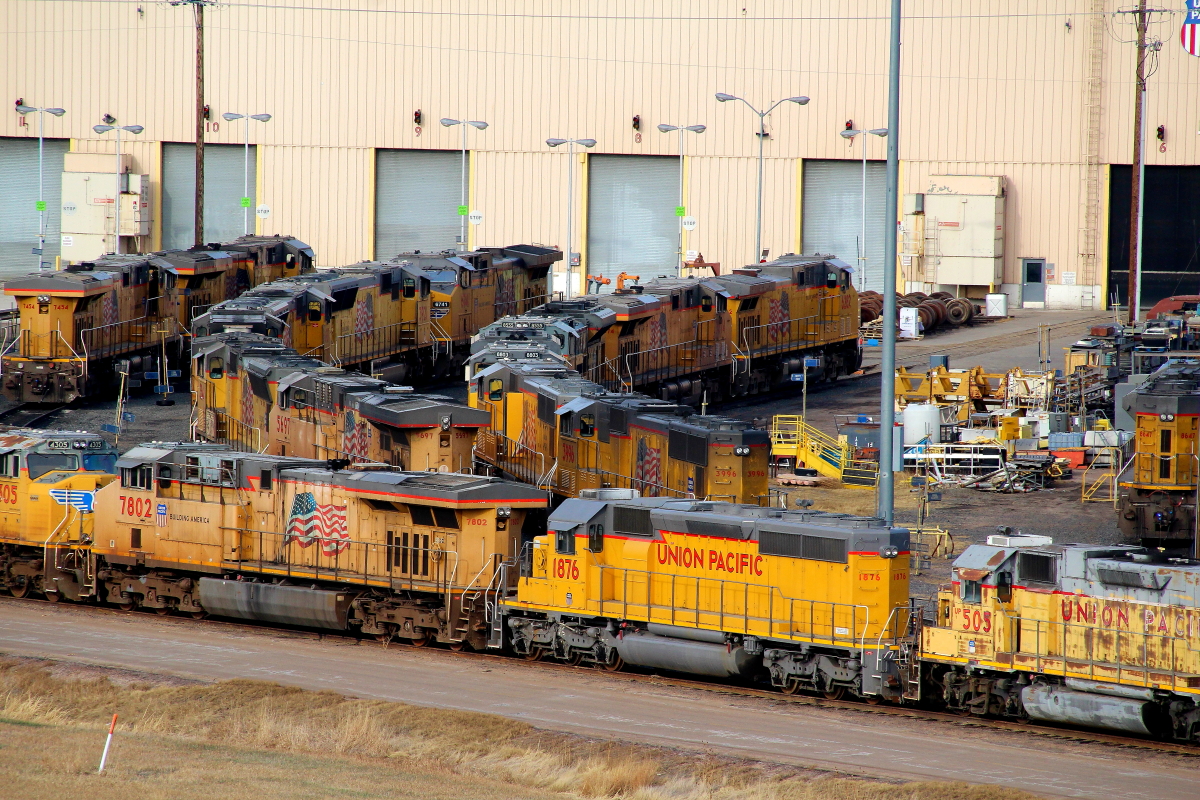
<box><xmin>192</xmin><ymin>245</ymin><xmax>559</xmax><ymax>384</ymax></box>
<box><xmin>1</xmin><ymin>235</ymin><xmax>313</xmax><ymax>404</ymax></box>
<box><xmin>1117</xmin><ymin>361</ymin><xmax>1200</xmax><ymax>553</ymax></box>
<box><xmin>471</xmin><ymin>254</ymin><xmax>862</xmax><ymax>402</ymax></box>
<box><xmin>470</xmin><ymin>360</ymin><xmax>771</xmax><ymax>505</ymax></box>
<box><xmin>922</xmin><ymin>535</ymin><xmax>1200</xmax><ymax>740</ymax></box>
<box><xmin>503</xmin><ymin>493</ymin><xmax>914</xmax><ymax>699</ymax></box>
<box><xmin>0</xmin><ymin>428</ymin><xmax>119</xmax><ymax>600</ymax></box>
<box><xmin>192</xmin><ymin>332</ymin><xmax>488</xmax><ymax>471</ymax></box>
<box><xmin>87</xmin><ymin>443</ymin><xmax>547</xmax><ymax>647</ymax></box>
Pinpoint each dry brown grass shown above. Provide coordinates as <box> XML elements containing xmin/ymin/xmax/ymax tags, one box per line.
<box><xmin>0</xmin><ymin>658</ymin><xmax>1042</xmax><ymax>800</ymax></box>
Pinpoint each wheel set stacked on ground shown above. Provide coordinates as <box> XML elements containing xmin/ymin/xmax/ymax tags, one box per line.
<box><xmin>858</xmin><ymin>291</ymin><xmax>979</xmax><ymax>333</ymax></box>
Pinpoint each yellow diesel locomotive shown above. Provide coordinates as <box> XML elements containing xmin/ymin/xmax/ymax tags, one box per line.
<box><xmin>922</xmin><ymin>535</ymin><xmax>1200</xmax><ymax>741</ymax></box>
<box><xmin>191</xmin><ymin>332</ymin><xmax>488</xmax><ymax>471</ymax></box>
<box><xmin>90</xmin><ymin>443</ymin><xmax>547</xmax><ymax>647</ymax></box>
<box><xmin>191</xmin><ymin>245</ymin><xmax>560</xmax><ymax>384</ymax></box>
<box><xmin>469</xmin><ymin>359</ymin><xmax>771</xmax><ymax>505</ymax></box>
<box><xmin>0</xmin><ymin>428</ymin><xmax>118</xmax><ymax>600</ymax></box>
<box><xmin>503</xmin><ymin>493</ymin><xmax>914</xmax><ymax>700</ymax></box>
<box><xmin>470</xmin><ymin>254</ymin><xmax>862</xmax><ymax>403</ymax></box>
<box><xmin>1117</xmin><ymin>361</ymin><xmax>1200</xmax><ymax>553</ymax></box>
<box><xmin>1</xmin><ymin>235</ymin><xmax>313</xmax><ymax>404</ymax></box>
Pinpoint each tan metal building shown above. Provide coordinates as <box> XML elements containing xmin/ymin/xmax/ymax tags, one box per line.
<box><xmin>4</xmin><ymin>1</ymin><xmax>1200</xmax><ymax>309</ymax></box>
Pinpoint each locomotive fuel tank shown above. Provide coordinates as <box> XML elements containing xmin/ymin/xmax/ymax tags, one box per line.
<box><xmin>1020</xmin><ymin>683</ymin><xmax>1161</xmax><ymax>736</ymax></box>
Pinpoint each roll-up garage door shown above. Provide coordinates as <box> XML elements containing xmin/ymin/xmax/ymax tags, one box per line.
<box><xmin>587</xmin><ymin>154</ymin><xmax>677</xmax><ymax>286</ymax></box>
<box><xmin>802</xmin><ymin>159</ymin><xmax>885</xmax><ymax>292</ymax></box>
<box><xmin>374</xmin><ymin>150</ymin><xmax>461</xmax><ymax>258</ymax></box>
<box><xmin>162</xmin><ymin>143</ymin><xmax>256</xmax><ymax>249</ymax></box>
<box><xmin>0</xmin><ymin>136</ymin><xmax>69</xmax><ymax>279</ymax></box>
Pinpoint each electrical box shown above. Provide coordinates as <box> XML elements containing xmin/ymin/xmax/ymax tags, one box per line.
<box><xmin>60</xmin><ymin>166</ymin><xmax>151</xmax><ymax>262</ymax></box>
<box><xmin>922</xmin><ymin>175</ymin><xmax>1005</xmax><ymax>293</ymax></box>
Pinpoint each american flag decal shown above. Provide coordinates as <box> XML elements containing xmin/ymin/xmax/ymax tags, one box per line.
<box><xmin>241</xmin><ymin>376</ymin><xmax>255</xmax><ymax>427</ymax></box>
<box><xmin>342</xmin><ymin>410</ymin><xmax>369</xmax><ymax>459</ymax></box>
<box><xmin>768</xmin><ymin>292</ymin><xmax>789</xmax><ymax>343</ymax></box>
<box><xmin>634</xmin><ymin>438</ymin><xmax>661</xmax><ymax>497</ymax></box>
<box><xmin>100</xmin><ymin>291</ymin><xmax>119</xmax><ymax>327</ymax></box>
<box><xmin>353</xmin><ymin>292</ymin><xmax>374</xmax><ymax>340</ymax></box>
<box><xmin>284</xmin><ymin>491</ymin><xmax>350</xmax><ymax>556</ymax></box>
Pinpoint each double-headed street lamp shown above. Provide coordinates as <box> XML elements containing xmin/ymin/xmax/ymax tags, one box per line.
<box><xmin>546</xmin><ymin>137</ymin><xmax>596</xmax><ymax>299</ymax></box>
<box><xmin>715</xmin><ymin>93</ymin><xmax>809</xmax><ymax>265</ymax></box>
<box><xmin>657</xmin><ymin>123</ymin><xmax>706</xmax><ymax>275</ymax></box>
<box><xmin>441</xmin><ymin>118</ymin><xmax>489</xmax><ymax>251</ymax></box>
<box><xmin>15</xmin><ymin>104</ymin><xmax>66</xmax><ymax>270</ymax></box>
<box><xmin>839</xmin><ymin>126</ymin><xmax>888</xmax><ymax>290</ymax></box>
<box><xmin>93</xmin><ymin>122</ymin><xmax>145</xmax><ymax>255</ymax></box>
<box><xmin>222</xmin><ymin>112</ymin><xmax>272</xmax><ymax>235</ymax></box>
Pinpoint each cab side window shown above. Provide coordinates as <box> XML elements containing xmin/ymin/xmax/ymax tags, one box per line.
<box><xmin>960</xmin><ymin>579</ymin><xmax>982</xmax><ymax>604</ymax></box>
<box><xmin>556</xmin><ymin>527</ymin><xmax>577</xmax><ymax>555</ymax></box>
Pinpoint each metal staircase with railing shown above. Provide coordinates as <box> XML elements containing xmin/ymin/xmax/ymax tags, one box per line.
<box><xmin>769</xmin><ymin>415</ymin><xmax>878</xmax><ymax>488</ymax></box>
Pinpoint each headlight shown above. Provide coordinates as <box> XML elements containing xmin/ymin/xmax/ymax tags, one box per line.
<box><xmin>734</xmin><ymin>446</ymin><xmax>750</xmax><ymax>456</ymax></box>
<box><xmin>37</xmin><ymin>295</ymin><xmax>50</xmax><ymax>304</ymax></box>
<box><xmin>880</xmin><ymin>546</ymin><xmax>899</xmax><ymax>559</ymax></box>
<box><xmin>496</xmin><ymin>507</ymin><xmax>512</xmax><ymax>518</ymax></box>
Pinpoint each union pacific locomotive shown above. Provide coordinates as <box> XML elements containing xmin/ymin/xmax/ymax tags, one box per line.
<box><xmin>469</xmin><ymin>359</ymin><xmax>771</xmax><ymax>505</ymax></box>
<box><xmin>1</xmin><ymin>235</ymin><xmax>313</xmax><ymax>404</ymax></box>
<box><xmin>470</xmin><ymin>253</ymin><xmax>862</xmax><ymax>403</ymax></box>
<box><xmin>1116</xmin><ymin>361</ymin><xmax>1200</xmax><ymax>554</ymax></box>
<box><xmin>191</xmin><ymin>332</ymin><xmax>487</xmax><ymax>471</ymax></box>
<box><xmin>191</xmin><ymin>245</ymin><xmax>559</xmax><ymax>384</ymax></box>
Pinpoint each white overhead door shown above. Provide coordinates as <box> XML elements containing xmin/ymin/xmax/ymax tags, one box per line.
<box><xmin>587</xmin><ymin>154</ymin><xmax>677</xmax><ymax>286</ymax></box>
<box><xmin>162</xmin><ymin>143</ymin><xmax>256</xmax><ymax>249</ymax></box>
<box><xmin>375</xmin><ymin>150</ymin><xmax>461</xmax><ymax>258</ymax></box>
<box><xmin>0</xmin><ymin>136</ymin><xmax>69</xmax><ymax>279</ymax></box>
<box><xmin>802</xmin><ymin>159</ymin><xmax>886</xmax><ymax>292</ymax></box>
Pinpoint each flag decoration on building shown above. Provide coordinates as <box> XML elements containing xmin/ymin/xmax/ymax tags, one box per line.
<box><xmin>284</xmin><ymin>491</ymin><xmax>350</xmax><ymax>556</ymax></box>
<box><xmin>634</xmin><ymin>437</ymin><xmax>661</xmax><ymax>497</ymax></box>
<box><xmin>354</xmin><ymin>292</ymin><xmax>374</xmax><ymax>340</ymax></box>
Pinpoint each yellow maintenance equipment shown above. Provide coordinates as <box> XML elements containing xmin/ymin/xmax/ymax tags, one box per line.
<box><xmin>768</xmin><ymin>415</ymin><xmax>878</xmax><ymax>487</ymax></box>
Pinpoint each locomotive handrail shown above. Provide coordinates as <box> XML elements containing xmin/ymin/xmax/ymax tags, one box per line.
<box><xmin>0</xmin><ymin>330</ymin><xmax>22</xmax><ymax>373</ymax></box>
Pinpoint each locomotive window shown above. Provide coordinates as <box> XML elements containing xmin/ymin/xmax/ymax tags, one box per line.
<box><xmin>716</xmin><ymin>295</ymin><xmax>727</xmax><ymax>312</ymax></box>
<box><xmin>996</xmin><ymin>571</ymin><xmax>1012</xmax><ymax>603</ymax></box>
<box><xmin>208</xmin><ymin>357</ymin><xmax>223</xmax><ymax>379</ymax></box>
<box><xmin>488</xmin><ymin>379</ymin><xmax>504</xmax><ymax>401</ymax></box>
<box><xmin>27</xmin><ymin>453</ymin><xmax>77</xmax><ymax>480</ymax></box>
<box><xmin>671</xmin><ymin>294</ymin><xmax>680</xmax><ymax>310</ymax></box>
<box><xmin>84</xmin><ymin>454</ymin><xmax>117</xmax><ymax>473</ymax></box>
<box><xmin>960</xmin><ymin>579</ymin><xmax>982</xmax><ymax>604</ymax></box>
<box><xmin>408</xmin><ymin>504</ymin><xmax>436</xmax><ymax>527</ymax></box>
<box><xmin>432</xmin><ymin>507</ymin><xmax>459</xmax><ymax>529</ymax></box>
<box><xmin>701</xmin><ymin>295</ymin><xmax>713</xmax><ymax>313</ymax></box>
<box><xmin>556</xmin><ymin>526</ymin><xmax>577</xmax><ymax>555</ymax></box>
<box><xmin>839</xmin><ymin>270</ymin><xmax>849</xmax><ymax>288</ymax></box>
<box><xmin>559</xmin><ymin>412</ymin><xmax>573</xmax><ymax>436</ymax></box>
<box><xmin>1018</xmin><ymin>552</ymin><xmax>1057</xmax><ymax>585</ymax></box>
<box><xmin>1159</xmin><ymin>457</ymin><xmax>1172</xmax><ymax>480</ymax></box>
<box><xmin>1160</xmin><ymin>429</ymin><xmax>1172</xmax><ymax>452</ymax></box>
<box><xmin>579</xmin><ymin>414</ymin><xmax>595</xmax><ymax>437</ymax></box>
<box><xmin>307</xmin><ymin>301</ymin><xmax>322</xmax><ymax>322</ymax></box>
<box><xmin>587</xmin><ymin>523</ymin><xmax>604</xmax><ymax>552</ymax></box>
<box><xmin>739</xmin><ymin>297</ymin><xmax>758</xmax><ymax>311</ymax></box>
<box><xmin>380</xmin><ymin>430</ymin><xmax>392</xmax><ymax>451</ymax></box>
<box><xmin>259</xmin><ymin>469</ymin><xmax>272</xmax><ymax>491</ymax></box>
<box><xmin>403</xmin><ymin>277</ymin><xmax>416</xmax><ymax>298</ymax></box>
<box><xmin>794</xmin><ymin>270</ymin><xmax>806</xmax><ymax>287</ymax></box>
<box><xmin>826</xmin><ymin>271</ymin><xmax>838</xmax><ymax>288</ymax></box>
<box><xmin>8</xmin><ymin>455</ymin><xmax>18</xmax><ymax>478</ymax></box>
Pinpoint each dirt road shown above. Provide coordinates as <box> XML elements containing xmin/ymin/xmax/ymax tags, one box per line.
<box><xmin>0</xmin><ymin>601</ymin><xmax>1192</xmax><ymax>800</ymax></box>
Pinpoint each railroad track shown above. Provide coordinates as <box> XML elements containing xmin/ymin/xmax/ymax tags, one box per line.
<box><xmin>0</xmin><ymin>403</ymin><xmax>65</xmax><ymax>428</ymax></box>
<box><xmin>2</xmin><ymin>592</ymin><xmax>1197</xmax><ymax>759</ymax></box>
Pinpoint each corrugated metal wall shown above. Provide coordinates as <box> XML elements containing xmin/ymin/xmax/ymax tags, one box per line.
<box><xmin>0</xmin><ymin>136</ymin><xmax>68</xmax><ymax>277</ymax></box>
<box><xmin>4</xmin><ymin>1</ymin><xmax>1198</xmax><ymax>301</ymax></box>
<box><xmin>587</xmin><ymin>155</ymin><xmax>678</xmax><ymax>283</ymax></box>
<box><xmin>374</xmin><ymin>150</ymin><xmax>460</xmax><ymax>257</ymax></box>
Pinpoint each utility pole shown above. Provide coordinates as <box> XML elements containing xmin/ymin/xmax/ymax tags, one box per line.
<box><xmin>194</xmin><ymin>0</ymin><xmax>205</xmax><ymax>246</ymax></box>
<box><xmin>1127</xmin><ymin>0</ymin><xmax>1148</xmax><ymax>323</ymax></box>
<box><xmin>878</xmin><ymin>0</ymin><xmax>901</xmax><ymax>524</ymax></box>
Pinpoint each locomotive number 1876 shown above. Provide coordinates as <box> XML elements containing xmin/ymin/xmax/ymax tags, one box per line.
<box><xmin>553</xmin><ymin>558</ymin><xmax>579</xmax><ymax>580</ymax></box>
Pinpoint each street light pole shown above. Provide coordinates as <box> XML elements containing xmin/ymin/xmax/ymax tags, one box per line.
<box><xmin>222</xmin><ymin>113</ymin><xmax>272</xmax><ymax>235</ymax></box>
<box><xmin>878</xmin><ymin>0</ymin><xmax>902</xmax><ymax>525</ymax></box>
<box><xmin>441</xmin><ymin>118</ymin><xmax>489</xmax><ymax>251</ymax></box>
<box><xmin>657</xmin><ymin>124</ymin><xmax>706</xmax><ymax>275</ymax></box>
<box><xmin>93</xmin><ymin>123</ymin><xmax>145</xmax><ymax>255</ymax></box>
<box><xmin>839</xmin><ymin>127</ymin><xmax>888</xmax><ymax>291</ymax></box>
<box><xmin>715</xmin><ymin>93</ymin><xmax>809</xmax><ymax>264</ymax></box>
<box><xmin>15</xmin><ymin>104</ymin><xmax>66</xmax><ymax>270</ymax></box>
<box><xmin>546</xmin><ymin>137</ymin><xmax>597</xmax><ymax>298</ymax></box>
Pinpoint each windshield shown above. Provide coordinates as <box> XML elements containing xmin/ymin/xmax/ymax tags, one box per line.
<box><xmin>27</xmin><ymin>453</ymin><xmax>79</xmax><ymax>480</ymax></box>
<box><xmin>83</xmin><ymin>453</ymin><xmax>118</xmax><ymax>473</ymax></box>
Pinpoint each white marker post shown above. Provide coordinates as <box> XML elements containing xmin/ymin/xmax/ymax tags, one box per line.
<box><xmin>97</xmin><ymin>713</ymin><xmax>118</xmax><ymax>773</ymax></box>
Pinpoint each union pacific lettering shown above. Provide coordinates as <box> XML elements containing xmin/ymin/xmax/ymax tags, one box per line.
<box><xmin>654</xmin><ymin>543</ymin><xmax>763</xmax><ymax>576</ymax></box>
<box><xmin>1059</xmin><ymin>597</ymin><xmax>1200</xmax><ymax>638</ymax></box>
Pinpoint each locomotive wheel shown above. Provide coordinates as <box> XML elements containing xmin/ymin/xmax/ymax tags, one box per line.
<box><xmin>155</xmin><ymin>607</ymin><xmax>172</xmax><ymax>616</ymax></box>
<box><xmin>409</xmin><ymin>634</ymin><xmax>429</xmax><ymax>648</ymax></box>
<box><xmin>118</xmin><ymin>600</ymin><xmax>136</xmax><ymax>612</ymax></box>
<box><xmin>449</xmin><ymin>640</ymin><xmax>468</xmax><ymax>652</ymax></box>
<box><xmin>823</xmin><ymin>687</ymin><xmax>846</xmax><ymax>701</ymax></box>
<box><xmin>866</xmin><ymin>695</ymin><xmax>884</xmax><ymax>705</ymax></box>
<box><xmin>780</xmin><ymin>680</ymin><xmax>803</xmax><ymax>696</ymax></box>
<box><xmin>602</xmin><ymin>654</ymin><xmax>625</xmax><ymax>672</ymax></box>
<box><xmin>44</xmin><ymin>591</ymin><xmax>61</xmax><ymax>603</ymax></box>
<box><xmin>9</xmin><ymin>580</ymin><xmax>29</xmax><ymax>599</ymax></box>
<box><xmin>190</xmin><ymin>611</ymin><xmax>208</xmax><ymax>620</ymax></box>
<box><xmin>523</xmin><ymin>647</ymin><xmax>545</xmax><ymax>661</ymax></box>
<box><xmin>565</xmin><ymin>652</ymin><xmax>584</xmax><ymax>667</ymax></box>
